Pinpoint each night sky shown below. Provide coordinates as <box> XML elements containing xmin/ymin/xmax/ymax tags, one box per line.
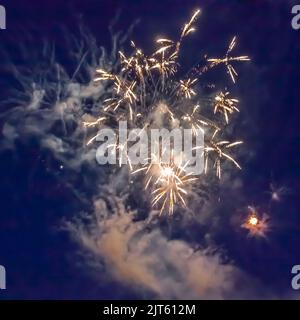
<box><xmin>0</xmin><ymin>0</ymin><xmax>300</xmax><ymax>299</ymax></box>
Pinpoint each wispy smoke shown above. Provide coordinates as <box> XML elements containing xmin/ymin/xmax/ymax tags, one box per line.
<box><xmin>65</xmin><ymin>185</ymin><xmax>248</xmax><ymax>299</ymax></box>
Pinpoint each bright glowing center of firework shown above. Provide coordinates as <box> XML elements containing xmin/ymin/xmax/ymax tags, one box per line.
<box><xmin>272</xmin><ymin>192</ymin><xmax>279</xmax><ymax>201</ymax></box>
<box><xmin>161</xmin><ymin>167</ymin><xmax>174</xmax><ymax>178</ymax></box>
<box><xmin>249</xmin><ymin>216</ymin><xmax>258</xmax><ymax>226</ymax></box>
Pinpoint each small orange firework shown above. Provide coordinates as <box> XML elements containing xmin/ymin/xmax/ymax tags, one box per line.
<box><xmin>242</xmin><ymin>206</ymin><xmax>270</xmax><ymax>238</ymax></box>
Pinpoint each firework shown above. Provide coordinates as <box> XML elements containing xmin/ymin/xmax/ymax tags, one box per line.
<box><xmin>214</xmin><ymin>91</ymin><xmax>239</xmax><ymax>124</ymax></box>
<box><xmin>208</xmin><ymin>36</ymin><xmax>250</xmax><ymax>83</ymax></box>
<box><xmin>86</xmin><ymin>9</ymin><xmax>249</xmax><ymax>214</ymax></box>
<box><xmin>269</xmin><ymin>183</ymin><xmax>289</xmax><ymax>202</ymax></box>
<box><xmin>242</xmin><ymin>206</ymin><xmax>270</xmax><ymax>238</ymax></box>
<box><xmin>151</xmin><ymin>163</ymin><xmax>196</xmax><ymax>215</ymax></box>
<box><xmin>203</xmin><ymin>138</ymin><xmax>243</xmax><ymax>179</ymax></box>
<box><xmin>133</xmin><ymin>149</ymin><xmax>197</xmax><ymax>215</ymax></box>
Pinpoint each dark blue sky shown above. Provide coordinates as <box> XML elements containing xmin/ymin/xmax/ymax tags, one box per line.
<box><xmin>0</xmin><ymin>0</ymin><xmax>300</xmax><ymax>299</ymax></box>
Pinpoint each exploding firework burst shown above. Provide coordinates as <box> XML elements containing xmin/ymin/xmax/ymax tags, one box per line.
<box><xmin>214</xmin><ymin>91</ymin><xmax>239</xmax><ymax>124</ymax></box>
<box><xmin>242</xmin><ymin>206</ymin><xmax>270</xmax><ymax>238</ymax></box>
<box><xmin>132</xmin><ymin>149</ymin><xmax>198</xmax><ymax>215</ymax></box>
<box><xmin>85</xmin><ymin>9</ymin><xmax>250</xmax><ymax>214</ymax></box>
<box><xmin>207</xmin><ymin>36</ymin><xmax>250</xmax><ymax>83</ymax></box>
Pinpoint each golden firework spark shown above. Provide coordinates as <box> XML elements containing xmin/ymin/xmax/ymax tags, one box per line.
<box><xmin>203</xmin><ymin>137</ymin><xmax>243</xmax><ymax>178</ymax></box>
<box><xmin>83</xmin><ymin>117</ymin><xmax>106</xmax><ymax>128</ymax></box>
<box><xmin>208</xmin><ymin>36</ymin><xmax>250</xmax><ymax>83</ymax></box>
<box><xmin>242</xmin><ymin>206</ymin><xmax>269</xmax><ymax>238</ymax></box>
<box><xmin>151</xmin><ymin>162</ymin><xmax>197</xmax><ymax>215</ymax></box>
<box><xmin>214</xmin><ymin>91</ymin><xmax>239</xmax><ymax>124</ymax></box>
<box><xmin>85</xmin><ymin>9</ymin><xmax>249</xmax><ymax>214</ymax></box>
<box><xmin>179</xmin><ymin>78</ymin><xmax>197</xmax><ymax>99</ymax></box>
<box><xmin>181</xmin><ymin>105</ymin><xmax>210</xmax><ymax>136</ymax></box>
<box><xmin>133</xmin><ymin>150</ymin><xmax>197</xmax><ymax>215</ymax></box>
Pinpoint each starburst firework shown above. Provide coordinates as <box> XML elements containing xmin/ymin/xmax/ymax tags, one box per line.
<box><xmin>85</xmin><ymin>9</ymin><xmax>250</xmax><ymax>214</ymax></box>
<box><xmin>242</xmin><ymin>206</ymin><xmax>270</xmax><ymax>238</ymax></box>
